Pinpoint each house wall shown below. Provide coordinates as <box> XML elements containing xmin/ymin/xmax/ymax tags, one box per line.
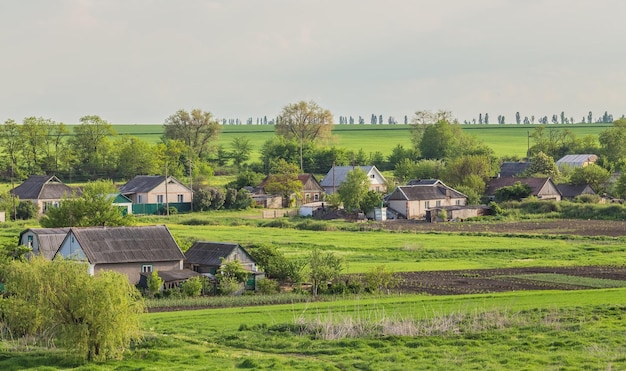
<box><xmin>145</xmin><ymin>182</ymin><xmax>193</xmax><ymax>204</ymax></box>
<box><xmin>57</xmin><ymin>232</ymin><xmax>88</xmax><ymax>260</ymax></box>
<box><xmin>20</xmin><ymin>231</ymin><xmax>40</xmax><ymax>254</ymax></box>
<box><xmin>389</xmin><ymin>198</ymin><xmax>466</xmax><ymax>220</ymax></box>
<box><xmin>94</xmin><ymin>261</ymin><xmax>182</xmax><ymax>285</ymax></box>
<box><xmin>538</xmin><ymin>183</ymin><xmax>562</xmax><ymax>201</ymax></box>
<box><xmin>367</xmin><ymin>171</ymin><xmax>387</xmax><ymax>193</ymax></box>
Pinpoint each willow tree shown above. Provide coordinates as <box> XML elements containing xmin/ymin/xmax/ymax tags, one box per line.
<box><xmin>275</xmin><ymin>100</ymin><xmax>333</xmax><ymax>171</ymax></box>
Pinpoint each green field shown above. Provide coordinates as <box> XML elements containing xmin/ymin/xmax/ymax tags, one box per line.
<box><xmin>103</xmin><ymin>123</ymin><xmax>611</xmax><ymax>161</ymax></box>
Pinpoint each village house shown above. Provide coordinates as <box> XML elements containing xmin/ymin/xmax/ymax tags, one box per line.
<box><xmin>54</xmin><ymin>225</ymin><xmax>187</xmax><ymax>285</ymax></box>
<box><xmin>119</xmin><ymin>175</ymin><xmax>193</xmax><ymax>214</ymax></box>
<box><xmin>486</xmin><ymin>177</ymin><xmax>562</xmax><ymax>201</ymax></box>
<box><xmin>319</xmin><ymin>165</ymin><xmax>387</xmax><ymax>194</ymax></box>
<box><xmin>556</xmin><ymin>183</ymin><xmax>597</xmax><ymax>200</ymax></box>
<box><xmin>386</xmin><ymin>179</ymin><xmax>467</xmax><ymax>220</ymax></box>
<box><xmin>184</xmin><ymin>241</ymin><xmax>264</xmax><ymax>290</ymax></box>
<box><xmin>19</xmin><ymin>228</ymin><xmax>70</xmax><ymax>260</ymax></box>
<box><xmin>10</xmin><ymin>175</ymin><xmax>80</xmax><ymax>215</ymax></box>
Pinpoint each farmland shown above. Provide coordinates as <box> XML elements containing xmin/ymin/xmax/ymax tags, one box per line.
<box><xmin>105</xmin><ymin>123</ymin><xmax>611</xmax><ymax>160</ymax></box>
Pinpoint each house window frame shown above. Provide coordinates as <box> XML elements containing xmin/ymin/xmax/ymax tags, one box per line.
<box><xmin>436</xmin><ymin>200</ymin><xmax>441</xmax><ymax>207</ymax></box>
<box><xmin>425</xmin><ymin>201</ymin><xmax>430</xmax><ymax>209</ymax></box>
<box><xmin>137</xmin><ymin>195</ymin><xmax>143</xmax><ymax>204</ymax></box>
<box><xmin>177</xmin><ymin>194</ymin><xmax>184</xmax><ymax>203</ymax></box>
<box><xmin>157</xmin><ymin>195</ymin><xmax>164</xmax><ymax>204</ymax></box>
<box><xmin>142</xmin><ymin>264</ymin><xmax>153</xmax><ymax>273</ymax></box>
<box><xmin>314</xmin><ymin>193</ymin><xmax>319</xmax><ymax>201</ymax></box>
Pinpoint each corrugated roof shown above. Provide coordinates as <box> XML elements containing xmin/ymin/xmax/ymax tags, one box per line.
<box><xmin>70</xmin><ymin>225</ymin><xmax>184</xmax><ymax>264</ymax></box>
<box><xmin>140</xmin><ymin>268</ymin><xmax>202</xmax><ymax>282</ymax></box>
<box><xmin>20</xmin><ymin>228</ymin><xmax>70</xmax><ymax>260</ymax></box>
<box><xmin>119</xmin><ymin>175</ymin><xmax>166</xmax><ymax>194</ymax></box>
<box><xmin>319</xmin><ymin>166</ymin><xmax>380</xmax><ymax>187</ymax></box>
<box><xmin>11</xmin><ymin>175</ymin><xmax>77</xmax><ymax>200</ymax></box>
<box><xmin>499</xmin><ymin>162</ymin><xmax>531</xmax><ymax>177</ymax></box>
<box><xmin>185</xmin><ymin>241</ymin><xmax>241</xmax><ymax>266</ymax></box>
<box><xmin>556</xmin><ymin>154</ymin><xmax>598</xmax><ymax>166</ymax></box>
<box><xmin>556</xmin><ymin>184</ymin><xmax>596</xmax><ymax>198</ymax></box>
<box><xmin>486</xmin><ymin>177</ymin><xmax>553</xmax><ymax>196</ymax></box>
<box><xmin>388</xmin><ymin>181</ymin><xmax>467</xmax><ymax>201</ymax></box>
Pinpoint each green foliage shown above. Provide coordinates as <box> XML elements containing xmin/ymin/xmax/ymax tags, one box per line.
<box><xmin>614</xmin><ymin>172</ymin><xmax>626</xmax><ymax>199</ymax></box>
<box><xmin>360</xmin><ymin>190</ymin><xmax>383</xmax><ymax>214</ymax></box>
<box><xmin>163</xmin><ymin>109</ymin><xmax>221</xmax><ymax>160</ymax></box>
<box><xmin>308</xmin><ymin>249</ymin><xmax>343</xmax><ymax>296</ymax></box>
<box><xmin>220</xmin><ymin>259</ymin><xmax>248</xmax><ymax>283</ymax></box>
<box><xmin>569</xmin><ymin>163</ymin><xmax>610</xmax><ymax>193</ymax></box>
<box><xmin>218</xmin><ymin>276</ymin><xmax>242</xmax><ymax>296</ymax></box>
<box><xmin>414</xmin><ymin>119</ymin><xmax>492</xmax><ymax>160</ymax></box>
<box><xmin>488</xmin><ymin>201</ymin><xmax>503</xmax><ymax>215</ymax></box>
<box><xmin>1</xmin><ymin>257</ymin><xmax>144</xmax><ymax>361</ymax></box>
<box><xmin>39</xmin><ymin>179</ymin><xmax>134</xmax><ymax>227</ymax></box>
<box><xmin>494</xmin><ymin>181</ymin><xmax>533</xmax><ymax>202</ymax></box>
<box><xmin>256</xmin><ymin>278</ymin><xmax>280</xmax><ymax>294</ymax></box>
<box><xmin>363</xmin><ymin>265</ymin><xmax>399</xmax><ymax>294</ymax></box>
<box><xmin>147</xmin><ymin>270</ymin><xmax>163</xmax><ymax>297</ymax></box>
<box><xmin>227</xmin><ymin>170</ymin><xmax>264</xmax><ymax>190</ymax></box>
<box><xmin>263</xmin><ymin>159</ymin><xmax>303</xmax><ymax>205</ymax></box>
<box><xmin>192</xmin><ymin>185</ymin><xmax>225</xmax><ymax>211</ymax></box>
<box><xmin>599</xmin><ymin>119</ymin><xmax>626</xmax><ymax>167</ymax></box>
<box><xmin>523</xmin><ymin>151</ymin><xmax>560</xmax><ymax>179</ymax></box>
<box><xmin>15</xmin><ymin>200</ymin><xmax>38</xmax><ymax>220</ymax></box>
<box><xmin>337</xmin><ymin>168</ymin><xmax>370</xmax><ymax>212</ymax></box>
<box><xmin>180</xmin><ymin>276</ymin><xmax>203</xmax><ymax>297</ymax></box>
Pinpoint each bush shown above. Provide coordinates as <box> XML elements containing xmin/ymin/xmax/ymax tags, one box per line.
<box><xmin>256</xmin><ymin>278</ymin><xmax>280</xmax><ymax>294</ymax></box>
<box><xmin>295</xmin><ymin>220</ymin><xmax>336</xmax><ymax>231</ymax></box>
<box><xmin>180</xmin><ymin>218</ymin><xmax>218</xmax><ymax>226</ymax></box>
<box><xmin>180</xmin><ymin>277</ymin><xmax>203</xmax><ymax>297</ymax></box>
<box><xmin>15</xmin><ymin>200</ymin><xmax>38</xmax><ymax>220</ymax></box>
<box><xmin>261</xmin><ymin>219</ymin><xmax>293</xmax><ymax>228</ymax></box>
<box><xmin>575</xmin><ymin>194</ymin><xmax>601</xmax><ymax>204</ymax></box>
<box><xmin>219</xmin><ymin>276</ymin><xmax>242</xmax><ymax>296</ymax></box>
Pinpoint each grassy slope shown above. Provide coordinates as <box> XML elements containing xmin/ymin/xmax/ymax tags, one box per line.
<box><xmin>4</xmin><ymin>289</ymin><xmax>625</xmax><ymax>370</ymax></box>
<box><xmin>105</xmin><ymin>123</ymin><xmax>611</xmax><ymax>160</ymax></box>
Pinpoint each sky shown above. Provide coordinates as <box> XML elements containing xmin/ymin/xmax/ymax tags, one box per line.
<box><xmin>1</xmin><ymin>0</ymin><xmax>625</xmax><ymax>124</ymax></box>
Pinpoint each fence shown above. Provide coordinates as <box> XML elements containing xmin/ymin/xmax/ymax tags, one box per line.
<box><xmin>132</xmin><ymin>202</ymin><xmax>192</xmax><ymax>215</ymax></box>
<box><xmin>261</xmin><ymin>209</ymin><xmax>298</xmax><ymax>219</ymax></box>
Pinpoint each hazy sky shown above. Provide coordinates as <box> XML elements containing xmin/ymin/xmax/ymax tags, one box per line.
<box><xmin>1</xmin><ymin>0</ymin><xmax>625</xmax><ymax>124</ymax></box>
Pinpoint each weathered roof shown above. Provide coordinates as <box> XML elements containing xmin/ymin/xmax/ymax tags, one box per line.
<box><xmin>388</xmin><ymin>180</ymin><xmax>467</xmax><ymax>201</ymax></box>
<box><xmin>486</xmin><ymin>177</ymin><xmax>556</xmax><ymax>196</ymax></box>
<box><xmin>406</xmin><ymin>179</ymin><xmax>440</xmax><ymax>186</ymax></box>
<box><xmin>556</xmin><ymin>184</ymin><xmax>596</xmax><ymax>198</ymax></box>
<box><xmin>11</xmin><ymin>175</ymin><xmax>77</xmax><ymax>200</ymax></box>
<box><xmin>556</xmin><ymin>154</ymin><xmax>598</xmax><ymax>166</ymax></box>
<box><xmin>319</xmin><ymin>166</ymin><xmax>384</xmax><ymax>187</ymax></box>
<box><xmin>141</xmin><ymin>268</ymin><xmax>202</xmax><ymax>283</ymax></box>
<box><xmin>68</xmin><ymin>225</ymin><xmax>184</xmax><ymax>264</ymax></box>
<box><xmin>499</xmin><ymin>162</ymin><xmax>531</xmax><ymax>177</ymax></box>
<box><xmin>119</xmin><ymin>175</ymin><xmax>166</xmax><ymax>194</ymax></box>
<box><xmin>185</xmin><ymin>241</ymin><xmax>243</xmax><ymax>266</ymax></box>
<box><xmin>298</xmin><ymin>173</ymin><xmax>324</xmax><ymax>191</ymax></box>
<box><xmin>20</xmin><ymin>228</ymin><xmax>70</xmax><ymax>260</ymax></box>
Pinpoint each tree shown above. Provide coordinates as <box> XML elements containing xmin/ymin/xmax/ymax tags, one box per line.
<box><xmin>263</xmin><ymin>159</ymin><xmax>303</xmax><ymax>207</ymax></box>
<box><xmin>2</xmin><ymin>257</ymin><xmax>144</xmax><ymax>361</ymax></box>
<box><xmin>69</xmin><ymin>115</ymin><xmax>116</xmax><ymax>177</ymax></box>
<box><xmin>163</xmin><ymin>109</ymin><xmax>221</xmax><ymax>160</ymax></box>
<box><xmin>146</xmin><ymin>270</ymin><xmax>163</xmax><ymax>297</ymax></box>
<box><xmin>494</xmin><ymin>182</ymin><xmax>532</xmax><ymax>201</ymax></box>
<box><xmin>599</xmin><ymin>119</ymin><xmax>626</xmax><ymax>168</ymax></box>
<box><xmin>308</xmin><ymin>249</ymin><xmax>342</xmax><ymax>296</ymax></box>
<box><xmin>415</xmin><ymin>120</ymin><xmax>490</xmax><ymax>160</ymax></box>
<box><xmin>20</xmin><ymin>117</ymin><xmax>49</xmax><ymax>174</ymax></box>
<box><xmin>569</xmin><ymin>164</ymin><xmax>610</xmax><ymax>193</ymax></box>
<box><xmin>337</xmin><ymin>167</ymin><xmax>370</xmax><ymax>212</ymax></box>
<box><xmin>230</xmin><ymin>136</ymin><xmax>252</xmax><ymax>169</ymax></box>
<box><xmin>115</xmin><ymin>136</ymin><xmax>159</xmax><ymax>179</ymax></box>
<box><xmin>0</xmin><ymin>119</ymin><xmax>24</xmax><ymax>178</ymax></box>
<box><xmin>363</xmin><ymin>265</ymin><xmax>398</xmax><ymax>294</ymax></box>
<box><xmin>614</xmin><ymin>172</ymin><xmax>626</xmax><ymax>199</ymax></box>
<box><xmin>524</xmin><ymin>151</ymin><xmax>560</xmax><ymax>179</ymax></box>
<box><xmin>275</xmin><ymin>100</ymin><xmax>333</xmax><ymax>171</ymax></box>
<box><xmin>40</xmin><ymin>179</ymin><xmax>134</xmax><ymax>227</ymax></box>
<box><xmin>180</xmin><ymin>276</ymin><xmax>203</xmax><ymax>297</ymax></box>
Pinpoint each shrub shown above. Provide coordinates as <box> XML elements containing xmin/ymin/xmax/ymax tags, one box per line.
<box><xmin>256</xmin><ymin>278</ymin><xmax>280</xmax><ymax>294</ymax></box>
<box><xmin>261</xmin><ymin>219</ymin><xmax>293</xmax><ymax>228</ymax></box>
<box><xmin>295</xmin><ymin>220</ymin><xmax>336</xmax><ymax>231</ymax></box>
<box><xmin>219</xmin><ymin>276</ymin><xmax>242</xmax><ymax>296</ymax></box>
<box><xmin>575</xmin><ymin>194</ymin><xmax>601</xmax><ymax>204</ymax></box>
<box><xmin>180</xmin><ymin>277</ymin><xmax>203</xmax><ymax>297</ymax></box>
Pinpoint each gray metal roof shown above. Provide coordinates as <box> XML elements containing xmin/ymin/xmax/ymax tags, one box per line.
<box><xmin>68</xmin><ymin>225</ymin><xmax>184</xmax><ymax>264</ymax></box>
<box><xmin>11</xmin><ymin>175</ymin><xmax>77</xmax><ymax>200</ymax></box>
<box><xmin>118</xmin><ymin>175</ymin><xmax>167</xmax><ymax>194</ymax></box>
<box><xmin>499</xmin><ymin>162</ymin><xmax>531</xmax><ymax>177</ymax></box>
<box><xmin>185</xmin><ymin>241</ymin><xmax>245</xmax><ymax>266</ymax></box>
<box><xmin>20</xmin><ymin>228</ymin><xmax>70</xmax><ymax>260</ymax></box>
<box><xmin>388</xmin><ymin>180</ymin><xmax>467</xmax><ymax>201</ymax></box>
<box><xmin>556</xmin><ymin>154</ymin><xmax>598</xmax><ymax>166</ymax></box>
<box><xmin>319</xmin><ymin>166</ymin><xmax>380</xmax><ymax>187</ymax></box>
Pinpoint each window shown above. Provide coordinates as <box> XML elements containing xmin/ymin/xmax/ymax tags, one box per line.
<box><xmin>455</xmin><ymin>200</ymin><xmax>461</xmax><ymax>205</ymax></box>
<box><xmin>137</xmin><ymin>195</ymin><xmax>143</xmax><ymax>204</ymax></box>
<box><xmin>142</xmin><ymin>264</ymin><xmax>153</xmax><ymax>273</ymax></box>
<box><xmin>157</xmin><ymin>195</ymin><xmax>164</xmax><ymax>204</ymax></box>
<box><xmin>177</xmin><ymin>194</ymin><xmax>184</xmax><ymax>203</ymax></box>
<box><xmin>370</xmin><ymin>174</ymin><xmax>375</xmax><ymax>179</ymax></box>
<box><xmin>436</xmin><ymin>200</ymin><xmax>441</xmax><ymax>207</ymax></box>
<box><xmin>27</xmin><ymin>235</ymin><xmax>33</xmax><ymax>247</ymax></box>
<box><xmin>425</xmin><ymin>201</ymin><xmax>430</xmax><ymax>209</ymax></box>
<box><xmin>314</xmin><ymin>194</ymin><xmax>319</xmax><ymax>201</ymax></box>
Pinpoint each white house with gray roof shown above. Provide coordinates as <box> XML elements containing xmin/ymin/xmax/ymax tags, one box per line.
<box><xmin>319</xmin><ymin>165</ymin><xmax>387</xmax><ymax>194</ymax></box>
<box><xmin>10</xmin><ymin>175</ymin><xmax>80</xmax><ymax>215</ymax></box>
<box><xmin>387</xmin><ymin>179</ymin><xmax>467</xmax><ymax>219</ymax></box>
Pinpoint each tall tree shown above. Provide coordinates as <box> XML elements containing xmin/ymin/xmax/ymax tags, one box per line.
<box><xmin>263</xmin><ymin>159</ymin><xmax>303</xmax><ymax>207</ymax></box>
<box><xmin>69</xmin><ymin>115</ymin><xmax>116</xmax><ymax>177</ymax></box>
<box><xmin>598</xmin><ymin>119</ymin><xmax>626</xmax><ymax>167</ymax></box>
<box><xmin>115</xmin><ymin>136</ymin><xmax>159</xmax><ymax>179</ymax></box>
<box><xmin>0</xmin><ymin>119</ymin><xmax>23</xmax><ymax>177</ymax></box>
<box><xmin>275</xmin><ymin>100</ymin><xmax>333</xmax><ymax>171</ymax></box>
<box><xmin>569</xmin><ymin>163</ymin><xmax>610</xmax><ymax>193</ymax></box>
<box><xmin>20</xmin><ymin>117</ymin><xmax>49</xmax><ymax>174</ymax></box>
<box><xmin>308</xmin><ymin>249</ymin><xmax>342</xmax><ymax>296</ymax></box>
<box><xmin>230</xmin><ymin>136</ymin><xmax>252</xmax><ymax>169</ymax></box>
<box><xmin>337</xmin><ymin>167</ymin><xmax>370</xmax><ymax>212</ymax></box>
<box><xmin>42</xmin><ymin>120</ymin><xmax>69</xmax><ymax>174</ymax></box>
<box><xmin>163</xmin><ymin>109</ymin><xmax>221</xmax><ymax>160</ymax></box>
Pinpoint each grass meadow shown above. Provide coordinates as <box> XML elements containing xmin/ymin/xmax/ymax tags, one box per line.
<box><xmin>106</xmin><ymin>123</ymin><xmax>611</xmax><ymax>161</ymax></box>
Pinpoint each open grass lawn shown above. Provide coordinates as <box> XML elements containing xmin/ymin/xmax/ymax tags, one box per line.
<box><xmin>102</xmin><ymin>123</ymin><xmax>611</xmax><ymax>160</ymax></box>
<box><xmin>3</xmin><ymin>289</ymin><xmax>626</xmax><ymax>370</ymax></box>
